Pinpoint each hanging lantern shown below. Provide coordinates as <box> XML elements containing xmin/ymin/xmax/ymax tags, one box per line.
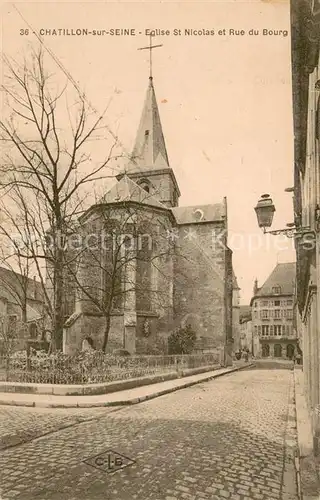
<box><xmin>254</xmin><ymin>194</ymin><xmax>276</xmax><ymax>230</ymax></box>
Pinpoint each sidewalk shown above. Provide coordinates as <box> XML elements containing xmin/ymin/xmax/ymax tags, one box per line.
<box><xmin>0</xmin><ymin>363</ymin><xmax>252</xmax><ymax>408</ymax></box>
<box><xmin>293</xmin><ymin>366</ymin><xmax>320</xmax><ymax>500</ymax></box>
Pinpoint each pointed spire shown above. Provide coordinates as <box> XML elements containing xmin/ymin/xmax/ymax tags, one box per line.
<box><xmin>127</xmin><ymin>77</ymin><xmax>170</xmax><ymax>171</ymax></box>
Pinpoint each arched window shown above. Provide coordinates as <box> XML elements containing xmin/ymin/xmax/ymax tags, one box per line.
<box><xmin>136</xmin><ymin>230</ymin><xmax>152</xmax><ymax>312</ymax></box>
<box><xmin>137</xmin><ymin>179</ymin><xmax>151</xmax><ymax>194</ymax></box>
<box><xmin>29</xmin><ymin>322</ymin><xmax>37</xmax><ymax>339</ymax></box>
<box><xmin>82</xmin><ymin>337</ymin><xmax>94</xmax><ymax>351</ymax></box>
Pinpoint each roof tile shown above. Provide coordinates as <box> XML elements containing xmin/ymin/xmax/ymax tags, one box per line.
<box><xmin>255</xmin><ymin>262</ymin><xmax>296</xmax><ymax>297</ymax></box>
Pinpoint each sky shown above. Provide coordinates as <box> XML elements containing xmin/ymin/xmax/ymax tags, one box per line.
<box><xmin>1</xmin><ymin>1</ymin><xmax>296</xmax><ymax>303</ymax></box>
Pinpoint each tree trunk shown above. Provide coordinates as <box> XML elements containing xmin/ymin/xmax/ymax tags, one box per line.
<box><xmin>52</xmin><ymin>242</ymin><xmax>65</xmax><ymax>351</ymax></box>
<box><xmin>102</xmin><ymin>314</ymin><xmax>111</xmax><ymax>352</ymax></box>
<box><xmin>21</xmin><ymin>303</ymin><xmax>27</xmax><ymax>324</ymax></box>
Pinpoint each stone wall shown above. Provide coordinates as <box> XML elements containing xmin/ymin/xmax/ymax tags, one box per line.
<box><xmin>127</xmin><ymin>169</ymin><xmax>179</xmax><ymax>208</ymax></box>
<box><xmin>63</xmin><ymin>313</ymin><xmax>124</xmax><ymax>355</ymax></box>
<box><xmin>63</xmin><ymin>203</ymin><xmax>175</xmax><ymax>354</ymax></box>
<box><xmin>173</xmin><ymin>221</ymin><xmax>227</xmax><ymax>348</ymax></box>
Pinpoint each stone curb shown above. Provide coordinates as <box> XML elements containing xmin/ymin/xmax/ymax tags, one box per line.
<box><xmin>0</xmin><ymin>363</ymin><xmax>253</xmax><ymax>408</ymax></box>
<box><xmin>293</xmin><ymin>367</ymin><xmax>320</xmax><ymax>500</ymax></box>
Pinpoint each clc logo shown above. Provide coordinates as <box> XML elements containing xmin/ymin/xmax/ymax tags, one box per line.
<box><xmin>94</xmin><ymin>454</ymin><xmax>123</xmax><ymax>468</ymax></box>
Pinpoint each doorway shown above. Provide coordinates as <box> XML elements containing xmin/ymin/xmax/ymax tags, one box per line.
<box><xmin>262</xmin><ymin>344</ymin><xmax>270</xmax><ymax>357</ymax></box>
<box><xmin>274</xmin><ymin>344</ymin><xmax>283</xmax><ymax>358</ymax></box>
<box><xmin>286</xmin><ymin>344</ymin><xmax>295</xmax><ymax>359</ymax></box>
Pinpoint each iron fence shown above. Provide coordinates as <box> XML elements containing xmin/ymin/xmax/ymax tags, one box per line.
<box><xmin>0</xmin><ymin>350</ymin><xmax>221</xmax><ymax>385</ymax></box>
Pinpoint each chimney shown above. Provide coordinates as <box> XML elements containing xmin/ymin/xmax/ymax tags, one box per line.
<box><xmin>253</xmin><ymin>278</ymin><xmax>258</xmax><ymax>296</ymax></box>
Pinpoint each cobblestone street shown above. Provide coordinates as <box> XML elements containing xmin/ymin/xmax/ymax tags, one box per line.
<box><xmin>0</xmin><ymin>368</ymin><xmax>299</xmax><ymax>500</ymax></box>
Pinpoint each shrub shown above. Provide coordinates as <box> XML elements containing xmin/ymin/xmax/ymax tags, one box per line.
<box><xmin>4</xmin><ymin>349</ymin><xmax>159</xmax><ymax>384</ymax></box>
<box><xmin>168</xmin><ymin>324</ymin><xmax>196</xmax><ymax>355</ymax></box>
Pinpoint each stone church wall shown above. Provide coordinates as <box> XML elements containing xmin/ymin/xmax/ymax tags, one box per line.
<box><xmin>128</xmin><ymin>169</ymin><xmax>178</xmax><ymax>208</ymax></box>
<box><xmin>63</xmin><ymin>204</ymin><xmax>175</xmax><ymax>354</ymax></box>
<box><xmin>173</xmin><ymin>221</ymin><xmax>227</xmax><ymax>348</ymax></box>
<box><xmin>63</xmin><ymin>313</ymin><xmax>124</xmax><ymax>355</ymax></box>
<box><xmin>149</xmin><ymin>214</ymin><xmax>175</xmax><ymax>337</ymax></box>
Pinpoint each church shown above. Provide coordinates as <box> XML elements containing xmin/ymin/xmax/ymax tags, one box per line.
<box><xmin>63</xmin><ymin>72</ymin><xmax>235</xmax><ymax>355</ymax></box>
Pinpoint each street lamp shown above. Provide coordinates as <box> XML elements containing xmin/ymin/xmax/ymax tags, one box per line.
<box><xmin>254</xmin><ymin>193</ymin><xmax>313</xmax><ymax>238</ymax></box>
<box><xmin>254</xmin><ymin>194</ymin><xmax>276</xmax><ymax>231</ymax></box>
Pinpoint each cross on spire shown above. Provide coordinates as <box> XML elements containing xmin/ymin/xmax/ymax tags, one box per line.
<box><xmin>138</xmin><ymin>34</ymin><xmax>163</xmax><ymax>79</ymax></box>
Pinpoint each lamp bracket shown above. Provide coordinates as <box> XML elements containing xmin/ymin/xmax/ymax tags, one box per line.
<box><xmin>262</xmin><ymin>226</ymin><xmax>314</xmax><ymax>238</ymax></box>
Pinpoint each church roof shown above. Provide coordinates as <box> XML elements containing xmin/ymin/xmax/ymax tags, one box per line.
<box><xmin>254</xmin><ymin>262</ymin><xmax>296</xmax><ymax>298</ymax></box>
<box><xmin>172</xmin><ymin>203</ymin><xmax>226</xmax><ymax>225</ymax></box>
<box><xmin>123</xmin><ymin>77</ymin><xmax>170</xmax><ymax>172</ymax></box>
<box><xmin>0</xmin><ymin>267</ymin><xmax>43</xmax><ymax>304</ymax></box>
<box><xmin>26</xmin><ymin>304</ymin><xmax>43</xmax><ymax>322</ymax></box>
<box><xmin>101</xmin><ymin>175</ymin><xmax>167</xmax><ymax>210</ymax></box>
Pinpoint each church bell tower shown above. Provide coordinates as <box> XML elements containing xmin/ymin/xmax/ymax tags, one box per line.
<box><xmin>117</xmin><ymin>38</ymin><xmax>180</xmax><ymax>208</ymax></box>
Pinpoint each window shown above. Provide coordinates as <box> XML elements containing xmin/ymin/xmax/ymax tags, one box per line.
<box><xmin>101</xmin><ymin>228</ymin><xmax>124</xmax><ymax>310</ymax></box>
<box><xmin>272</xmin><ymin>286</ymin><xmax>281</xmax><ymax>294</ymax></box>
<box><xmin>262</xmin><ymin>300</ymin><xmax>268</xmax><ymax>307</ymax></box>
<box><xmin>274</xmin><ymin>310</ymin><xmax>281</xmax><ymax>319</ymax></box>
<box><xmin>29</xmin><ymin>322</ymin><xmax>38</xmax><ymax>339</ymax></box>
<box><xmin>274</xmin><ymin>300</ymin><xmax>280</xmax><ymax>306</ymax></box>
<box><xmin>287</xmin><ymin>309</ymin><xmax>293</xmax><ymax>319</ymax></box>
<box><xmin>262</xmin><ymin>325</ymin><xmax>269</xmax><ymax>336</ymax></box>
<box><xmin>274</xmin><ymin>325</ymin><xmax>282</xmax><ymax>336</ymax></box>
<box><xmin>287</xmin><ymin>300</ymin><xmax>293</xmax><ymax>306</ymax></box>
<box><xmin>137</xmin><ymin>178</ymin><xmax>151</xmax><ymax>194</ymax></box>
<box><xmin>136</xmin><ymin>232</ymin><xmax>152</xmax><ymax>312</ymax></box>
<box><xmin>258</xmin><ymin>325</ymin><xmax>262</xmax><ymax>336</ymax></box>
<box><xmin>270</xmin><ymin>325</ymin><xmax>274</xmax><ymax>336</ymax></box>
<box><xmin>8</xmin><ymin>315</ymin><xmax>17</xmax><ymax>335</ymax></box>
<box><xmin>261</xmin><ymin>310</ymin><xmax>268</xmax><ymax>319</ymax></box>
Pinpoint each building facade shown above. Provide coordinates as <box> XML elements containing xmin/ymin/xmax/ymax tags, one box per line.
<box><xmin>291</xmin><ymin>0</ymin><xmax>320</xmax><ymax>453</ymax></box>
<box><xmin>63</xmin><ymin>76</ymin><xmax>234</xmax><ymax>357</ymax></box>
<box><xmin>0</xmin><ymin>267</ymin><xmax>45</xmax><ymax>352</ymax></box>
<box><xmin>232</xmin><ymin>273</ymin><xmax>241</xmax><ymax>353</ymax></box>
<box><xmin>239</xmin><ymin>305</ymin><xmax>259</xmax><ymax>356</ymax></box>
<box><xmin>250</xmin><ymin>263</ymin><xmax>297</xmax><ymax>359</ymax></box>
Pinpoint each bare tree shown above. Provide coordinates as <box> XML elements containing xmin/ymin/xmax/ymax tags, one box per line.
<box><xmin>0</xmin><ymin>45</ymin><xmax>122</xmax><ymax>349</ymax></box>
